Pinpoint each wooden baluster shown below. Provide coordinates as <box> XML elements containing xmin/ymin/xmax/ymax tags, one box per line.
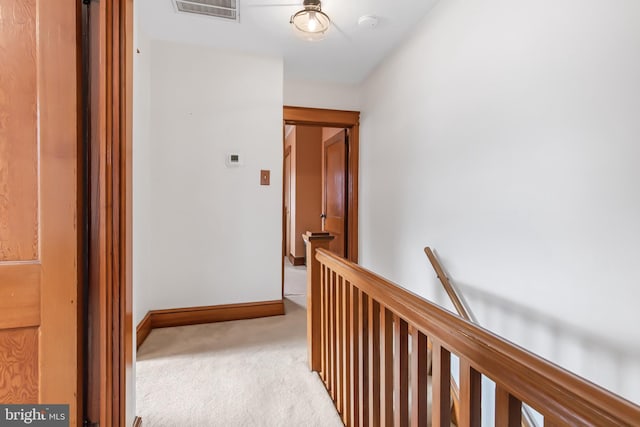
<box><xmin>336</xmin><ymin>276</ymin><xmax>343</xmax><ymax>414</ymax></box>
<box><xmin>495</xmin><ymin>385</ymin><xmax>522</xmax><ymax>427</ymax></box>
<box><xmin>368</xmin><ymin>299</ymin><xmax>381</xmax><ymax>426</ymax></box>
<box><xmin>359</xmin><ymin>291</ymin><xmax>370</xmax><ymax>427</ymax></box>
<box><xmin>394</xmin><ymin>315</ymin><xmax>409</xmax><ymax>427</ymax></box>
<box><xmin>342</xmin><ymin>278</ymin><xmax>351</xmax><ymax>425</ymax></box>
<box><xmin>324</xmin><ymin>266</ymin><xmax>330</xmax><ymax>388</ymax></box>
<box><xmin>380</xmin><ymin>308</ymin><xmax>393</xmax><ymax>427</ymax></box>
<box><xmin>349</xmin><ymin>284</ymin><xmax>360</xmax><ymax>427</ymax></box>
<box><xmin>329</xmin><ymin>270</ymin><xmax>336</xmax><ymax>400</ymax></box>
<box><xmin>320</xmin><ymin>264</ymin><xmax>326</xmax><ymax>383</ymax></box>
<box><xmin>432</xmin><ymin>340</ymin><xmax>451</xmax><ymax>427</ymax></box>
<box><xmin>459</xmin><ymin>358</ymin><xmax>482</xmax><ymax>427</ymax></box>
<box><xmin>303</xmin><ymin>231</ymin><xmax>335</xmax><ymax>372</ymax></box>
<box><xmin>410</xmin><ymin>327</ymin><xmax>429</xmax><ymax>426</ymax></box>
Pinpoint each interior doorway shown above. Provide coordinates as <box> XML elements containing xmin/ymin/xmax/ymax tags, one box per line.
<box><xmin>282</xmin><ymin>124</ymin><xmax>346</xmax><ymax>299</ymax></box>
<box><xmin>281</xmin><ymin>106</ymin><xmax>361</xmax><ymax>299</ymax></box>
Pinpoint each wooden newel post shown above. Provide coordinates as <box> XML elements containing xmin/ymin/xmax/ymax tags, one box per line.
<box><xmin>303</xmin><ymin>231</ymin><xmax>334</xmax><ymax>372</ymax></box>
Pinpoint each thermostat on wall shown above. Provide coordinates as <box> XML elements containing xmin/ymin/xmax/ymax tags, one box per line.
<box><xmin>225</xmin><ymin>153</ymin><xmax>243</xmax><ymax>167</ymax></box>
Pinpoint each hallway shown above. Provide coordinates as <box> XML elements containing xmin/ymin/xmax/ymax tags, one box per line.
<box><xmin>283</xmin><ymin>257</ymin><xmax>307</xmax><ymax>304</ymax></box>
<box><xmin>135</xmin><ymin>260</ymin><xmax>341</xmax><ymax>426</ymax></box>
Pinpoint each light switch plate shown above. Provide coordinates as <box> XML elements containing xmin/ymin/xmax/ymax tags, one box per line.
<box><xmin>260</xmin><ymin>170</ymin><xmax>270</xmax><ymax>186</ymax></box>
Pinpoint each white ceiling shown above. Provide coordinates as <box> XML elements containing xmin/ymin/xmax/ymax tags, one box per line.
<box><xmin>137</xmin><ymin>0</ymin><xmax>439</xmax><ymax>84</ymax></box>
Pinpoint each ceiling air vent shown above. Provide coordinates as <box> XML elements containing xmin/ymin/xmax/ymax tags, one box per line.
<box><xmin>173</xmin><ymin>0</ymin><xmax>239</xmax><ymax>22</ymax></box>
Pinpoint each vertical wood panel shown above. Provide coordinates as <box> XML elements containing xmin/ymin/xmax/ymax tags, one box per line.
<box><xmin>358</xmin><ymin>291</ymin><xmax>369</xmax><ymax>427</ymax></box>
<box><xmin>495</xmin><ymin>385</ymin><xmax>522</xmax><ymax>427</ymax></box>
<box><xmin>380</xmin><ymin>308</ymin><xmax>393</xmax><ymax>427</ymax></box>
<box><xmin>432</xmin><ymin>341</ymin><xmax>451</xmax><ymax>427</ymax></box>
<box><xmin>393</xmin><ymin>315</ymin><xmax>409</xmax><ymax>427</ymax></box>
<box><xmin>0</xmin><ymin>266</ymin><xmax>40</xmax><ymax>329</ymax></box>
<box><xmin>341</xmin><ymin>278</ymin><xmax>351</xmax><ymax>425</ymax></box>
<box><xmin>368</xmin><ymin>299</ymin><xmax>381</xmax><ymax>426</ymax></box>
<box><xmin>349</xmin><ymin>284</ymin><xmax>360</xmax><ymax>427</ymax></box>
<box><xmin>0</xmin><ymin>0</ymin><xmax>39</xmax><ymax>262</ymax></box>
<box><xmin>0</xmin><ymin>328</ymin><xmax>38</xmax><ymax>402</ymax></box>
<box><xmin>410</xmin><ymin>328</ymin><xmax>429</xmax><ymax>427</ymax></box>
<box><xmin>459</xmin><ymin>359</ymin><xmax>482</xmax><ymax>427</ymax></box>
<box><xmin>37</xmin><ymin>1</ymin><xmax>80</xmax><ymax>423</ymax></box>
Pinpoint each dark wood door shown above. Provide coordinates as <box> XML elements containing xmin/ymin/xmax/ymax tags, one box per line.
<box><xmin>0</xmin><ymin>0</ymin><xmax>80</xmax><ymax>423</ymax></box>
<box><xmin>322</xmin><ymin>130</ymin><xmax>348</xmax><ymax>257</ymax></box>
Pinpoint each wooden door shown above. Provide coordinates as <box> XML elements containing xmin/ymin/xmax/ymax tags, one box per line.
<box><xmin>322</xmin><ymin>130</ymin><xmax>348</xmax><ymax>257</ymax></box>
<box><xmin>0</xmin><ymin>0</ymin><xmax>80</xmax><ymax>423</ymax></box>
<box><xmin>284</xmin><ymin>147</ymin><xmax>292</xmax><ymax>257</ymax></box>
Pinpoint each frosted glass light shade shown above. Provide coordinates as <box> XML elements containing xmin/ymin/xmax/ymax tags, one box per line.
<box><xmin>290</xmin><ymin>8</ymin><xmax>330</xmax><ymax>41</ymax></box>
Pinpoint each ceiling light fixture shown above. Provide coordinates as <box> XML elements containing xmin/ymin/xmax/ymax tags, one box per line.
<box><xmin>290</xmin><ymin>0</ymin><xmax>330</xmax><ymax>42</ymax></box>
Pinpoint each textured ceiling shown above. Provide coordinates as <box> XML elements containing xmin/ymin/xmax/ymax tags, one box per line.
<box><xmin>137</xmin><ymin>0</ymin><xmax>439</xmax><ymax>84</ymax></box>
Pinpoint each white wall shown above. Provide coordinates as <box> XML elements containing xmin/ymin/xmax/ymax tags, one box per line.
<box><xmin>134</xmin><ymin>40</ymin><xmax>283</xmax><ymax>324</ymax></box>
<box><xmin>131</xmin><ymin>6</ymin><xmax>153</xmax><ymax>421</ymax></box>
<box><xmin>284</xmin><ymin>79</ymin><xmax>361</xmax><ymax>111</ymax></box>
<box><xmin>133</xmin><ymin>22</ymin><xmax>152</xmax><ymax>326</ymax></box>
<box><xmin>360</xmin><ymin>0</ymin><xmax>640</xmax><ymax>406</ymax></box>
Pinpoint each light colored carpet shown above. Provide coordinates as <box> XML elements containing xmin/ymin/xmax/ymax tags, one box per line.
<box><xmin>283</xmin><ymin>258</ymin><xmax>307</xmax><ymax>297</ymax></box>
<box><xmin>136</xmin><ymin>296</ymin><xmax>343</xmax><ymax>427</ymax></box>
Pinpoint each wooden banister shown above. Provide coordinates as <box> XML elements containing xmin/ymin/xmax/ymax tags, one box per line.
<box><xmin>308</xmin><ymin>246</ymin><xmax>640</xmax><ymax>426</ymax></box>
<box><xmin>426</xmin><ymin>246</ymin><xmax>537</xmax><ymax>427</ymax></box>
<box><xmin>424</xmin><ymin>247</ymin><xmax>472</xmax><ymax>322</ymax></box>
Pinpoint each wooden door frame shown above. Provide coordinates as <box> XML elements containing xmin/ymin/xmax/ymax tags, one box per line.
<box><xmin>283</xmin><ymin>106</ymin><xmax>360</xmax><ymax>265</ymax></box>
<box><xmin>85</xmin><ymin>0</ymin><xmax>134</xmax><ymax>426</ymax></box>
<box><xmin>283</xmin><ymin>145</ymin><xmax>292</xmax><ymax>259</ymax></box>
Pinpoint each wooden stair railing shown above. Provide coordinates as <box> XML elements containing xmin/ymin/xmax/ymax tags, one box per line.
<box><xmin>304</xmin><ymin>233</ymin><xmax>640</xmax><ymax>426</ymax></box>
<box><xmin>425</xmin><ymin>247</ymin><xmax>537</xmax><ymax>427</ymax></box>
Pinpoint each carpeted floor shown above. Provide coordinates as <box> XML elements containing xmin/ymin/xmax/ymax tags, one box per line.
<box><xmin>136</xmin><ymin>262</ymin><xmax>342</xmax><ymax>427</ymax></box>
<box><xmin>283</xmin><ymin>260</ymin><xmax>307</xmax><ymax>297</ymax></box>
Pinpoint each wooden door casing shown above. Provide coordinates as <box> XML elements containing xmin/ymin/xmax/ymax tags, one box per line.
<box><xmin>84</xmin><ymin>0</ymin><xmax>135</xmax><ymax>425</ymax></box>
<box><xmin>284</xmin><ymin>147</ymin><xmax>292</xmax><ymax>258</ymax></box>
<box><xmin>0</xmin><ymin>0</ymin><xmax>80</xmax><ymax>423</ymax></box>
<box><xmin>322</xmin><ymin>130</ymin><xmax>348</xmax><ymax>257</ymax></box>
<box><xmin>283</xmin><ymin>106</ymin><xmax>360</xmax><ymax>263</ymax></box>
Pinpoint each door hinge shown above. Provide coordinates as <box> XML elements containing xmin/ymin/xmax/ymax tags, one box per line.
<box><xmin>82</xmin><ymin>0</ymin><xmax>91</xmax><ymax>4</ymax></box>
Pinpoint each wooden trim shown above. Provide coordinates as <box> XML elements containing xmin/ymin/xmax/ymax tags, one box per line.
<box><xmin>132</xmin><ymin>416</ymin><xmax>142</xmax><ymax>427</ymax></box>
<box><xmin>283</xmin><ymin>106</ymin><xmax>359</xmax><ymax>127</ymax></box>
<box><xmin>283</xmin><ymin>106</ymin><xmax>359</xmax><ymax>263</ymax></box>
<box><xmin>288</xmin><ymin>254</ymin><xmax>305</xmax><ymax>266</ymax></box>
<box><xmin>135</xmin><ymin>313</ymin><xmax>152</xmax><ymax>350</ymax></box>
<box><xmin>85</xmin><ymin>0</ymin><xmax>133</xmax><ymax>425</ymax></box>
<box><xmin>136</xmin><ymin>300</ymin><xmax>285</xmax><ymax>348</ymax></box>
<box><xmin>346</xmin><ymin>127</ymin><xmax>359</xmax><ymax>263</ymax></box>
